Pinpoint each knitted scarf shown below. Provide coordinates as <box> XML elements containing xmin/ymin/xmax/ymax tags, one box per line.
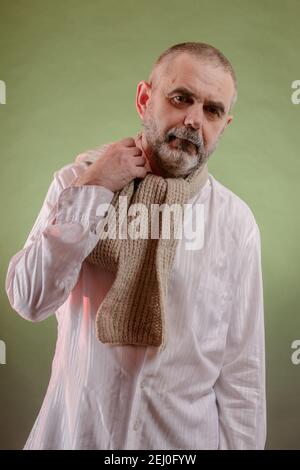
<box><xmin>75</xmin><ymin>143</ymin><xmax>208</xmax><ymax>351</ymax></box>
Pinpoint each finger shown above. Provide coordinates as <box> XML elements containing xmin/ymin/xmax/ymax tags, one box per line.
<box><xmin>134</xmin><ymin>137</ymin><xmax>147</xmax><ymax>159</ymax></box>
<box><xmin>133</xmin><ymin>156</ymin><xmax>146</xmax><ymax>166</ymax></box>
<box><xmin>132</xmin><ymin>147</ymin><xmax>152</xmax><ymax>172</ymax></box>
<box><xmin>128</xmin><ymin>147</ymin><xmax>142</xmax><ymax>157</ymax></box>
<box><xmin>144</xmin><ymin>159</ymin><xmax>152</xmax><ymax>173</ymax></box>
<box><xmin>120</xmin><ymin>137</ymin><xmax>136</xmax><ymax>147</ymax></box>
<box><xmin>135</xmin><ymin>145</ymin><xmax>152</xmax><ymax>172</ymax></box>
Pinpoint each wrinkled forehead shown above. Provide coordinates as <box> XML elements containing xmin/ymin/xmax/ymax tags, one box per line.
<box><xmin>153</xmin><ymin>54</ymin><xmax>235</xmax><ymax>112</ymax></box>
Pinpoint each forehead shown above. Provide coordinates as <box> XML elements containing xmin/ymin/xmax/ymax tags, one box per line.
<box><xmin>157</xmin><ymin>53</ymin><xmax>235</xmax><ymax>110</ymax></box>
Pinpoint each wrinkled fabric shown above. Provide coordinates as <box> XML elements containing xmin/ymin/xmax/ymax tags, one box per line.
<box><xmin>5</xmin><ymin>160</ymin><xmax>266</xmax><ymax>450</ymax></box>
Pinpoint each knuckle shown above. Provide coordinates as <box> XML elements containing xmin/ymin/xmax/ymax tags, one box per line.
<box><xmin>122</xmin><ymin>136</ymin><xmax>135</xmax><ymax>146</ymax></box>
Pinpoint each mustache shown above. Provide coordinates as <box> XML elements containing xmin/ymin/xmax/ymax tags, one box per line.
<box><xmin>165</xmin><ymin>128</ymin><xmax>203</xmax><ymax>150</ymax></box>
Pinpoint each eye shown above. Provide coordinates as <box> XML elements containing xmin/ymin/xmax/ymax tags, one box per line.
<box><xmin>171</xmin><ymin>95</ymin><xmax>191</xmax><ymax>105</ymax></box>
<box><xmin>205</xmin><ymin>106</ymin><xmax>220</xmax><ymax>117</ymax></box>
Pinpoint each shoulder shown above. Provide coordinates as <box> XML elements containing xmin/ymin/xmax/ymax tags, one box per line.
<box><xmin>52</xmin><ymin>143</ymin><xmax>112</xmax><ymax>190</ymax></box>
<box><xmin>52</xmin><ymin>161</ymin><xmax>89</xmax><ymax>191</ymax></box>
<box><xmin>38</xmin><ymin>162</ymin><xmax>89</xmax><ymax>208</ymax></box>
<box><xmin>208</xmin><ymin>173</ymin><xmax>261</xmax><ymax>248</ymax></box>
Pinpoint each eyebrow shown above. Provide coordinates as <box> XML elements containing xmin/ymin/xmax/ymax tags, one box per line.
<box><xmin>166</xmin><ymin>86</ymin><xmax>226</xmax><ymax>115</ymax></box>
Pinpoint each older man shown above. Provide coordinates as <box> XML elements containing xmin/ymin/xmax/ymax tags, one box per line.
<box><xmin>6</xmin><ymin>42</ymin><xmax>266</xmax><ymax>450</ymax></box>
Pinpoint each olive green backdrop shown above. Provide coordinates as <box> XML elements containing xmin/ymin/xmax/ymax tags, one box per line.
<box><xmin>1</xmin><ymin>0</ymin><xmax>299</xmax><ymax>450</ymax></box>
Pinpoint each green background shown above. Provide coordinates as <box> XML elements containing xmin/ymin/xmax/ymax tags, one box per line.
<box><xmin>1</xmin><ymin>0</ymin><xmax>299</xmax><ymax>449</ymax></box>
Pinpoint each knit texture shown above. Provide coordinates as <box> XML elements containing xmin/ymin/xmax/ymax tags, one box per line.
<box><xmin>75</xmin><ymin>144</ymin><xmax>208</xmax><ymax>351</ymax></box>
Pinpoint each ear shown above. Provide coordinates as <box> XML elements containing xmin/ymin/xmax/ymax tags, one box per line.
<box><xmin>135</xmin><ymin>80</ymin><xmax>152</xmax><ymax>120</ymax></box>
<box><xmin>226</xmin><ymin>114</ymin><xmax>233</xmax><ymax>127</ymax></box>
<box><xmin>220</xmin><ymin>114</ymin><xmax>233</xmax><ymax>135</ymax></box>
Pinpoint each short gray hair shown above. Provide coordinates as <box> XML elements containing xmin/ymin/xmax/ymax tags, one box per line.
<box><xmin>148</xmin><ymin>42</ymin><xmax>237</xmax><ymax>109</ymax></box>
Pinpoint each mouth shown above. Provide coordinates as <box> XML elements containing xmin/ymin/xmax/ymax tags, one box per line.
<box><xmin>167</xmin><ymin>135</ymin><xmax>197</xmax><ymax>154</ymax></box>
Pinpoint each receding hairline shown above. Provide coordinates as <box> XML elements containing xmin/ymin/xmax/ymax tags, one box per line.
<box><xmin>148</xmin><ymin>42</ymin><xmax>237</xmax><ymax>109</ymax></box>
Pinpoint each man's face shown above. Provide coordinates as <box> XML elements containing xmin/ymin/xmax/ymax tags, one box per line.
<box><xmin>136</xmin><ymin>53</ymin><xmax>235</xmax><ymax>177</ymax></box>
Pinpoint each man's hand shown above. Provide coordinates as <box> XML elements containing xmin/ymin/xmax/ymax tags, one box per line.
<box><xmin>73</xmin><ymin>136</ymin><xmax>150</xmax><ymax>192</ymax></box>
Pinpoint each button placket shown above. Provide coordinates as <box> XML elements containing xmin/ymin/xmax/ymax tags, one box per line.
<box><xmin>133</xmin><ymin>419</ymin><xmax>140</xmax><ymax>431</ymax></box>
<box><xmin>140</xmin><ymin>379</ymin><xmax>146</xmax><ymax>389</ymax></box>
<box><xmin>125</xmin><ymin>351</ymin><xmax>149</xmax><ymax>448</ymax></box>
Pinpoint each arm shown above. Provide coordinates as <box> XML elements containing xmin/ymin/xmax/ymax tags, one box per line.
<box><xmin>214</xmin><ymin>222</ymin><xmax>266</xmax><ymax>450</ymax></box>
<box><xmin>5</xmin><ymin>163</ymin><xmax>114</xmax><ymax>322</ymax></box>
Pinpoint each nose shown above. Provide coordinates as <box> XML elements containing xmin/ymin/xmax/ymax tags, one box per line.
<box><xmin>183</xmin><ymin>104</ymin><xmax>203</xmax><ymax>131</ymax></box>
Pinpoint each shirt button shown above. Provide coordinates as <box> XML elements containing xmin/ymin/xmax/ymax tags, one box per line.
<box><xmin>140</xmin><ymin>380</ymin><xmax>146</xmax><ymax>389</ymax></box>
<box><xmin>90</xmin><ymin>223</ymin><xmax>97</xmax><ymax>234</ymax></box>
<box><xmin>133</xmin><ymin>419</ymin><xmax>139</xmax><ymax>431</ymax></box>
<box><xmin>55</xmin><ymin>279</ymin><xmax>65</xmax><ymax>290</ymax></box>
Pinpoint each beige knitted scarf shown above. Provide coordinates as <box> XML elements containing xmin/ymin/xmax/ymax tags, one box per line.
<box><xmin>75</xmin><ymin>143</ymin><xmax>208</xmax><ymax>351</ymax></box>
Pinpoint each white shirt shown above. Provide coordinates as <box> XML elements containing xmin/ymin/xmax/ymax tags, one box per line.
<box><xmin>5</xmin><ymin>156</ymin><xmax>266</xmax><ymax>450</ymax></box>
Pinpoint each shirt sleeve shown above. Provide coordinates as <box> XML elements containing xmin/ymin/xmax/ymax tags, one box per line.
<box><xmin>214</xmin><ymin>222</ymin><xmax>267</xmax><ymax>450</ymax></box>
<box><xmin>5</xmin><ymin>163</ymin><xmax>114</xmax><ymax>323</ymax></box>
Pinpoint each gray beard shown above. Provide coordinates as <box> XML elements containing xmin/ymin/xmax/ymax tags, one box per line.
<box><xmin>142</xmin><ymin>116</ymin><xmax>218</xmax><ymax>178</ymax></box>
